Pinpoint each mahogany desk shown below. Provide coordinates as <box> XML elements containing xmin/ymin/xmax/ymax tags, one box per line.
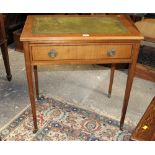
<box><xmin>20</xmin><ymin>15</ymin><xmax>143</xmax><ymax>133</ymax></box>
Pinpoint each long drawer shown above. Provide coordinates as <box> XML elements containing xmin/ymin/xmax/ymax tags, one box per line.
<box><xmin>31</xmin><ymin>44</ymin><xmax>132</xmax><ymax>61</ymax></box>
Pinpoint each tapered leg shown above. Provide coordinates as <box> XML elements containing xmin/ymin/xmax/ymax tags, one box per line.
<box><xmin>108</xmin><ymin>64</ymin><xmax>115</xmax><ymax>98</ymax></box>
<box><xmin>33</xmin><ymin>65</ymin><xmax>39</xmax><ymax>100</ymax></box>
<box><xmin>23</xmin><ymin>42</ymin><xmax>38</xmax><ymax>133</ymax></box>
<box><xmin>120</xmin><ymin>44</ymin><xmax>140</xmax><ymax>130</ymax></box>
<box><xmin>1</xmin><ymin>42</ymin><xmax>12</xmax><ymax>81</ymax></box>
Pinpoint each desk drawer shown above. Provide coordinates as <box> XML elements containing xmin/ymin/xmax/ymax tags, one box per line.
<box><xmin>31</xmin><ymin>44</ymin><xmax>132</xmax><ymax>61</ymax></box>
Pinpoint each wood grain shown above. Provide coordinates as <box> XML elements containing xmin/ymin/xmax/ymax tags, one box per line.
<box><xmin>108</xmin><ymin>64</ymin><xmax>116</xmax><ymax>98</ymax></box>
<box><xmin>131</xmin><ymin>97</ymin><xmax>155</xmax><ymax>141</ymax></box>
<box><xmin>135</xmin><ymin>19</ymin><xmax>155</xmax><ymax>42</ymax></box>
<box><xmin>31</xmin><ymin>44</ymin><xmax>132</xmax><ymax>61</ymax></box>
<box><xmin>33</xmin><ymin>65</ymin><xmax>39</xmax><ymax>99</ymax></box>
<box><xmin>135</xmin><ymin>63</ymin><xmax>155</xmax><ymax>83</ymax></box>
<box><xmin>120</xmin><ymin>43</ymin><xmax>140</xmax><ymax>130</ymax></box>
<box><xmin>23</xmin><ymin>42</ymin><xmax>38</xmax><ymax>133</ymax></box>
<box><xmin>0</xmin><ymin>14</ymin><xmax>12</xmax><ymax>81</ymax></box>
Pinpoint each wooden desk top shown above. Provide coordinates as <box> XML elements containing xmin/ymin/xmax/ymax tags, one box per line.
<box><xmin>21</xmin><ymin>15</ymin><xmax>143</xmax><ymax>42</ymax></box>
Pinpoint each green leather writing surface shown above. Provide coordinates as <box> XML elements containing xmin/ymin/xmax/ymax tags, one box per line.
<box><xmin>32</xmin><ymin>16</ymin><xmax>128</xmax><ymax>34</ymax></box>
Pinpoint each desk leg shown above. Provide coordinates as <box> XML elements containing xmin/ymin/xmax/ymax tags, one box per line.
<box><xmin>120</xmin><ymin>43</ymin><xmax>140</xmax><ymax>130</ymax></box>
<box><xmin>108</xmin><ymin>64</ymin><xmax>115</xmax><ymax>98</ymax></box>
<box><xmin>23</xmin><ymin>42</ymin><xmax>38</xmax><ymax>133</ymax></box>
<box><xmin>1</xmin><ymin>42</ymin><xmax>12</xmax><ymax>81</ymax></box>
<box><xmin>33</xmin><ymin>65</ymin><xmax>39</xmax><ymax>100</ymax></box>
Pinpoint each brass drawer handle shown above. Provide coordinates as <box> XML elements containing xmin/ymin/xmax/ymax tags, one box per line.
<box><xmin>107</xmin><ymin>48</ymin><xmax>116</xmax><ymax>57</ymax></box>
<box><xmin>48</xmin><ymin>49</ymin><xmax>58</xmax><ymax>58</ymax></box>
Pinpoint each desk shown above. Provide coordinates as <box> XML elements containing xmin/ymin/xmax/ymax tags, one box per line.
<box><xmin>20</xmin><ymin>15</ymin><xmax>143</xmax><ymax>133</ymax></box>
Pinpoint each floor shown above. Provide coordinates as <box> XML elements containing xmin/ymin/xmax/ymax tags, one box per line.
<box><xmin>0</xmin><ymin>47</ymin><xmax>155</xmax><ymax>129</ymax></box>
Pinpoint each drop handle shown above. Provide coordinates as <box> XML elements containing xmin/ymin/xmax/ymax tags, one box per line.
<box><xmin>48</xmin><ymin>49</ymin><xmax>58</xmax><ymax>58</ymax></box>
<box><xmin>107</xmin><ymin>48</ymin><xmax>116</xmax><ymax>57</ymax></box>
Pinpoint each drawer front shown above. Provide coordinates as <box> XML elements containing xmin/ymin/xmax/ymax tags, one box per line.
<box><xmin>31</xmin><ymin>44</ymin><xmax>132</xmax><ymax>61</ymax></box>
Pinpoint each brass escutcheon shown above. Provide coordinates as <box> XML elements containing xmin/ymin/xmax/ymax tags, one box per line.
<box><xmin>48</xmin><ymin>49</ymin><xmax>58</xmax><ymax>58</ymax></box>
<box><xmin>107</xmin><ymin>48</ymin><xmax>116</xmax><ymax>57</ymax></box>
